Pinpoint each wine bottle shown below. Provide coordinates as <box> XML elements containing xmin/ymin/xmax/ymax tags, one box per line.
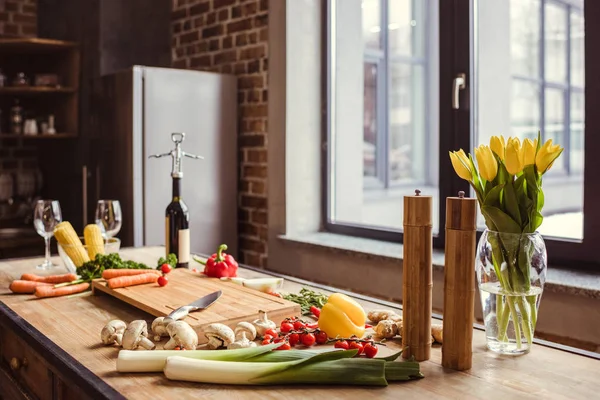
<box><xmin>149</xmin><ymin>132</ymin><xmax>203</xmax><ymax>268</ymax></box>
<box><xmin>165</xmin><ymin>177</ymin><xmax>189</xmax><ymax>268</ymax></box>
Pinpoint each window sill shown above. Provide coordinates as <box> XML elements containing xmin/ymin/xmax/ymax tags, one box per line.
<box><xmin>278</xmin><ymin>231</ymin><xmax>600</xmax><ymax>300</ymax></box>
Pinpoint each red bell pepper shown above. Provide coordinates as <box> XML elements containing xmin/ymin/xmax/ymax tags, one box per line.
<box><xmin>200</xmin><ymin>244</ymin><xmax>238</xmax><ymax>278</ymax></box>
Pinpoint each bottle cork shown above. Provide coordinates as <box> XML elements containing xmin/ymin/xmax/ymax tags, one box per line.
<box><xmin>402</xmin><ymin>189</ymin><xmax>433</xmax><ymax>361</ymax></box>
<box><xmin>442</xmin><ymin>191</ymin><xmax>478</xmax><ymax>370</ymax></box>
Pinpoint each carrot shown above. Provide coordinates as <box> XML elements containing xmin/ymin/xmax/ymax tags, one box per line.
<box><xmin>107</xmin><ymin>273</ymin><xmax>159</xmax><ymax>289</ymax></box>
<box><xmin>9</xmin><ymin>280</ymin><xmax>53</xmax><ymax>294</ymax></box>
<box><xmin>20</xmin><ymin>273</ymin><xmax>78</xmax><ymax>284</ymax></box>
<box><xmin>102</xmin><ymin>269</ymin><xmax>160</xmax><ymax>280</ymax></box>
<box><xmin>34</xmin><ymin>282</ymin><xmax>90</xmax><ymax>298</ymax></box>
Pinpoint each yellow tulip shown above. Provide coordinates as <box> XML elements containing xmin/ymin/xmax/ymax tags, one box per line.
<box><xmin>490</xmin><ymin>135</ymin><xmax>506</xmax><ymax>160</ymax></box>
<box><xmin>474</xmin><ymin>145</ymin><xmax>498</xmax><ymax>181</ymax></box>
<box><xmin>449</xmin><ymin>150</ymin><xmax>472</xmax><ymax>181</ymax></box>
<box><xmin>535</xmin><ymin>139</ymin><xmax>564</xmax><ymax>174</ymax></box>
<box><xmin>521</xmin><ymin>138</ymin><xmax>537</xmax><ymax>166</ymax></box>
<box><xmin>505</xmin><ymin>137</ymin><xmax>523</xmax><ymax>175</ymax></box>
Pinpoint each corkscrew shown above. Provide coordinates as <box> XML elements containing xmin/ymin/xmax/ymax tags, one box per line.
<box><xmin>149</xmin><ymin>133</ymin><xmax>204</xmax><ymax>178</ymax></box>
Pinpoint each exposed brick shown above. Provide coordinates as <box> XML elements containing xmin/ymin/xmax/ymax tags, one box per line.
<box><xmin>0</xmin><ymin>12</ymin><xmax>9</xmax><ymax>22</ymax></box>
<box><xmin>251</xmin><ymin>210</ymin><xmax>267</xmax><ymax>225</ymax></box>
<box><xmin>233</xmin><ymin>62</ymin><xmax>246</xmax><ymax>74</ymax></box>
<box><xmin>3</xmin><ymin>24</ymin><xmax>19</xmax><ymax>35</ymax></box>
<box><xmin>214</xmin><ymin>49</ymin><xmax>237</xmax><ymax>64</ymax></box>
<box><xmin>239</xmin><ymin>222</ymin><xmax>259</xmax><ymax>236</ymax></box>
<box><xmin>173</xmin><ymin>59</ymin><xmax>188</xmax><ymax>68</ymax></box>
<box><xmin>239</xmin><ymin>208</ymin><xmax>250</xmax><ymax>222</ymax></box>
<box><xmin>241</xmin><ymin>195</ymin><xmax>267</xmax><ymax>209</ymax></box>
<box><xmin>189</xmin><ymin>2</ymin><xmax>210</xmax><ymax>16</ymax></box>
<box><xmin>238</xmin><ymin>91</ymin><xmax>245</xmax><ymax>103</ymax></box>
<box><xmin>247</xmin><ymin>59</ymin><xmax>260</xmax><ymax>73</ymax></box>
<box><xmin>183</xmin><ymin>19</ymin><xmax>193</xmax><ymax>30</ymax></box>
<box><xmin>239</xmin><ymin>134</ymin><xmax>265</xmax><ymax>148</ymax></box>
<box><xmin>247</xmin><ymin>89</ymin><xmax>261</xmax><ymax>103</ymax></box>
<box><xmin>235</xmin><ymin>32</ymin><xmax>248</xmax><ymax>46</ymax></box>
<box><xmin>240</xmin><ymin>45</ymin><xmax>265</xmax><ymax>60</ymax></box>
<box><xmin>243</xmin><ymin>165</ymin><xmax>266</xmax><ymax>179</ymax></box>
<box><xmin>5</xmin><ymin>2</ymin><xmax>20</xmax><ymax>12</ymax></box>
<box><xmin>239</xmin><ymin>180</ymin><xmax>250</xmax><ymax>192</ymax></box>
<box><xmin>21</xmin><ymin>24</ymin><xmax>36</xmax><ymax>36</ymax></box>
<box><xmin>231</xmin><ymin>5</ymin><xmax>242</xmax><ymax>18</ymax></box>
<box><xmin>227</xmin><ymin>18</ymin><xmax>252</xmax><ymax>34</ymax></box>
<box><xmin>172</xmin><ymin>8</ymin><xmax>188</xmax><ymax>21</ymax></box>
<box><xmin>247</xmin><ymin>149</ymin><xmax>267</xmax><ymax>163</ymax></box>
<box><xmin>209</xmin><ymin>38</ymin><xmax>220</xmax><ymax>51</ymax></box>
<box><xmin>259</xmin><ymin>255</ymin><xmax>268</xmax><ymax>268</ymax></box>
<box><xmin>257</xmin><ymin>225</ymin><xmax>268</xmax><ymax>241</ymax></box>
<box><xmin>179</xmin><ymin>31</ymin><xmax>199</xmax><ymax>44</ymax></box>
<box><xmin>22</xmin><ymin>4</ymin><xmax>36</xmax><ymax>14</ymax></box>
<box><xmin>239</xmin><ymin>237</ymin><xmax>265</xmax><ymax>253</ymax></box>
<box><xmin>218</xmin><ymin>8</ymin><xmax>229</xmax><ymax>21</ymax></box>
<box><xmin>214</xmin><ymin>0</ymin><xmax>236</xmax><ymax>9</ymax></box>
<box><xmin>206</xmin><ymin>11</ymin><xmax>217</xmax><ymax>25</ymax></box>
<box><xmin>241</xmin><ymin>252</ymin><xmax>260</xmax><ymax>267</ymax></box>
<box><xmin>190</xmin><ymin>55</ymin><xmax>212</xmax><ymax>68</ymax></box>
<box><xmin>262</xmin><ymin>58</ymin><xmax>268</xmax><ymax>71</ymax></box>
<box><xmin>202</xmin><ymin>24</ymin><xmax>223</xmax><ymax>38</ymax></box>
<box><xmin>248</xmin><ymin>31</ymin><xmax>257</xmax><ymax>44</ymax></box>
<box><xmin>262</xmin><ymin>89</ymin><xmax>268</xmax><ymax>102</ymax></box>
<box><xmin>242</xmin><ymin>2</ymin><xmax>258</xmax><ymax>16</ymax></box>
<box><xmin>222</xmin><ymin>36</ymin><xmax>233</xmax><ymax>49</ymax></box>
<box><xmin>221</xmin><ymin>64</ymin><xmax>233</xmax><ymax>74</ymax></box>
<box><xmin>238</xmin><ymin>75</ymin><xmax>263</xmax><ymax>89</ymax></box>
<box><xmin>254</xmin><ymin>14</ymin><xmax>267</xmax><ymax>28</ymax></box>
<box><xmin>241</xmin><ymin>104</ymin><xmax>267</xmax><ymax>118</ymax></box>
<box><xmin>251</xmin><ymin>181</ymin><xmax>266</xmax><ymax>195</ymax></box>
<box><xmin>173</xmin><ymin>21</ymin><xmax>182</xmax><ymax>34</ymax></box>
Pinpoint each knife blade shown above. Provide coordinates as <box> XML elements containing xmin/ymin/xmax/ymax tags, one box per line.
<box><xmin>165</xmin><ymin>290</ymin><xmax>222</xmax><ymax>322</ymax></box>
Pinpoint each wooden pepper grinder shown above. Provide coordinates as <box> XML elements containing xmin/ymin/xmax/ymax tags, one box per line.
<box><xmin>402</xmin><ymin>189</ymin><xmax>432</xmax><ymax>361</ymax></box>
<box><xmin>442</xmin><ymin>191</ymin><xmax>477</xmax><ymax>370</ymax></box>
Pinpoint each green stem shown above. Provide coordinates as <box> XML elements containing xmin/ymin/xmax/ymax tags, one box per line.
<box><xmin>506</xmin><ymin>297</ymin><xmax>522</xmax><ymax>349</ymax></box>
<box><xmin>54</xmin><ymin>279</ymin><xmax>84</xmax><ymax>288</ymax></box>
<box><xmin>216</xmin><ymin>244</ymin><xmax>228</xmax><ymax>262</ymax></box>
<box><xmin>516</xmin><ymin>296</ymin><xmax>533</xmax><ymax>346</ymax></box>
<box><xmin>496</xmin><ymin>295</ymin><xmax>510</xmax><ymax>342</ymax></box>
<box><xmin>527</xmin><ymin>295</ymin><xmax>538</xmax><ymax>329</ymax></box>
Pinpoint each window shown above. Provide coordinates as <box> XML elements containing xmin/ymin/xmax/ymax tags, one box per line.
<box><xmin>328</xmin><ymin>0</ymin><xmax>440</xmax><ymax>235</ymax></box>
<box><xmin>326</xmin><ymin>0</ymin><xmax>600</xmax><ymax>266</ymax></box>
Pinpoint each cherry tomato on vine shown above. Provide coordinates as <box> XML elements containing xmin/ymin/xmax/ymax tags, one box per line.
<box><xmin>273</xmin><ymin>337</ymin><xmax>284</xmax><ymax>343</ymax></box>
<box><xmin>288</xmin><ymin>332</ymin><xmax>300</xmax><ymax>347</ymax></box>
<box><xmin>160</xmin><ymin>263</ymin><xmax>172</xmax><ymax>274</ymax></box>
<box><xmin>348</xmin><ymin>341</ymin><xmax>364</xmax><ymax>355</ymax></box>
<box><xmin>264</xmin><ymin>328</ymin><xmax>278</xmax><ymax>338</ymax></box>
<box><xmin>315</xmin><ymin>330</ymin><xmax>328</xmax><ymax>345</ymax></box>
<box><xmin>263</xmin><ymin>334</ymin><xmax>273</xmax><ymax>341</ymax></box>
<box><xmin>261</xmin><ymin>338</ymin><xmax>272</xmax><ymax>345</ymax></box>
<box><xmin>275</xmin><ymin>342</ymin><xmax>291</xmax><ymax>350</ymax></box>
<box><xmin>363</xmin><ymin>343</ymin><xmax>378</xmax><ymax>358</ymax></box>
<box><xmin>280</xmin><ymin>322</ymin><xmax>294</xmax><ymax>333</ymax></box>
<box><xmin>300</xmin><ymin>332</ymin><xmax>316</xmax><ymax>347</ymax></box>
<box><xmin>293</xmin><ymin>320</ymin><xmax>306</xmax><ymax>330</ymax></box>
<box><xmin>334</xmin><ymin>340</ymin><xmax>349</xmax><ymax>350</ymax></box>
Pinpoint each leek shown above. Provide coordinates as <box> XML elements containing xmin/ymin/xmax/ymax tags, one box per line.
<box><xmin>164</xmin><ymin>349</ymin><xmax>423</xmax><ymax>386</ymax></box>
<box><xmin>117</xmin><ymin>343</ymin><xmax>279</xmax><ymax>372</ymax></box>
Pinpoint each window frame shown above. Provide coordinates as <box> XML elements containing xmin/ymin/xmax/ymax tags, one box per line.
<box><xmin>324</xmin><ymin>0</ymin><xmax>600</xmax><ymax>269</ymax></box>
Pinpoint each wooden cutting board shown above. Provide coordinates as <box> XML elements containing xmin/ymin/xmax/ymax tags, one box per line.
<box><xmin>91</xmin><ymin>269</ymin><xmax>301</xmax><ymax>343</ymax></box>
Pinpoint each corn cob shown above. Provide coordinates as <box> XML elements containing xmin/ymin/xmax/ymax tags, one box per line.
<box><xmin>54</xmin><ymin>221</ymin><xmax>90</xmax><ymax>267</ymax></box>
<box><xmin>84</xmin><ymin>224</ymin><xmax>105</xmax><ymax>261</ymax></box>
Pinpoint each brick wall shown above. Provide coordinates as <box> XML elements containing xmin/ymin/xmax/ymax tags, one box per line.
<box><xmin>171</xmin><ymin>0</ymin><xmax>269</xmax><ymax>267</ymax></box>
<box><xmin>0</xmin><ymin>0</ymin><xmax>37</xmax><ymax>37</ymax></box>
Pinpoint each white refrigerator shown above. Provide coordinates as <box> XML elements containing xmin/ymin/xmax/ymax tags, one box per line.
<box><xmin>92</xmin><ymin>66</ymin><xmax>238</xmax><ymax>257</ymax></box>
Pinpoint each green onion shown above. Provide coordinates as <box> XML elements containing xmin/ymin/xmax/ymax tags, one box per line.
<box><xmin>163</xmin><ymin>349</ymin><xmax>423</xmax><ymax>386</ymax></box>
<box><xmin>117</xmin><ymin>343</ymin><xmax>279</xmax><ymax>372</ymax></box>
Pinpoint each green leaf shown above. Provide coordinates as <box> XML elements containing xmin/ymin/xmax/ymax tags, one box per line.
<box><xmin>481</xmin><ymin>206</ymin><xmax>522</xmax><ymax>234</ymax></box>
<box><xmin>495</xmin><ymin>161</ymin><xmax>510</xmax><ymax>186</ymax></box>
<box><xmin>468</xmin><ymin>154</ymin><xmax>484</xmax><ymax>195</ymax></box>
<box><xmin>484</xmin><ymin>184</ymin><xmax>503</xmax><ymax>208</ymax></box>
<box><xmin>503</xmin><ymin>180</ymin><xmax>522</xmax><ymax>227</ymax></box>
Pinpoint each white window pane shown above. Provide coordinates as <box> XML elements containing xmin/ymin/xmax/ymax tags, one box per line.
<box><xmin>389</xmin><ymin>0</ymin><xmax>425</xmax><ymax>58</ymax></box>
<box><xmin>511</xmin><ymin>80</ymin><xmax>541</xmax><ymax>140</ymax></box>
<box><xmin>362</xmin><ymin>0</ymin><xmax>381</xmax><ymax>50</ymax></box>
<box><xmin>544</xmin><ymin>87</ymin><xmax>566</xmax><ymax>173</ymax></box>
<box><xmin>570</xmin><ymin>91</ymin><xmax>584</xmax><ymax>173</ymax></box>
<box><xmin>545</xmin><ymin>2</ymin><xmax>568</xmax><ymax>83</ymax></box>
<box><xmin>571</xmin><ymin>11</ymin><xmax>585</xmax><ymax>88</ymax></box>
<box><xmin>510</xmin><ymin>0</ymin><xmax>540</xmax><ymax>78</ymax></box>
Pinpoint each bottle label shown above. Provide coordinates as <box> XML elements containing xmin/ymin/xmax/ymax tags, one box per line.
<box><xmin>178</xmin><ymin>229</ymin><xmax>190</xmax><ymax>263</ymax></box>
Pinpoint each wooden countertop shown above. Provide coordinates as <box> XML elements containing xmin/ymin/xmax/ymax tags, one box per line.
<box><xmin>1</xmin><ymin>247</ymin><xmax>599</xmax><ymax>399</ymax></box>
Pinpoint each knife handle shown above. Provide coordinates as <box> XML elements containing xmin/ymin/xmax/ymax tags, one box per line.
<box><xmin>166</xmin><ymin>306</ymin><xmax>194</xmax><ymax>322</ymax></box>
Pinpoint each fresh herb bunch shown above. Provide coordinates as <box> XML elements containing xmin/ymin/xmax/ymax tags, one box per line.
<box><xmin>283</xmin><ymin>288</ymin><xmax>328</xmax><ymax>316</ymax></box>
<box><xmin>76</xmin><ymin>253</ymin><xmax>150</xmax><ymax>282</ymax></box>
<box><xmin>156</xmin><ymin>253</ymin><xmax>177</xmax><ymax>270</ymax></box>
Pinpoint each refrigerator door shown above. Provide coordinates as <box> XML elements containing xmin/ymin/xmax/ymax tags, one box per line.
<box><xmin>141</xmin><ymin>66</ymin><xmax>238</xmax><ymax>257</ymax></box>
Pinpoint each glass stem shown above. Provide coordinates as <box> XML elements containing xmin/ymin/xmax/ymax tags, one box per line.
<box><xmin>45</xmin><ymin>236</ymin><xmax>51</xmax><ymax>264</ymax></box>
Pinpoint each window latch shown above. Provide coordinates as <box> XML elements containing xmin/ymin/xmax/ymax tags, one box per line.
<box><xmin>452</xmin><ymin>73</ymin><xmax>466</xmax><ymax>110</ymax></box>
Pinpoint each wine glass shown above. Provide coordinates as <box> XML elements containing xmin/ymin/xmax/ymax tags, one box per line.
<box><xmin>95</xmin><ymin>200</ymin><xmax>122</xmax><ymax>238</ymax></box>
<box><xmin>33</xmin><ymin>200</ymin><xmax>62</xmax><ymax>269</ymax></box>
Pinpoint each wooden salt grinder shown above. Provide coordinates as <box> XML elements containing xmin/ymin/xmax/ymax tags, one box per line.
<box><xmin>442</xmin><ymin>191</ymin><xmax>477</xmax><ymax>370</ymax></box>
<box><xmin>402</xmin><ymin>189</ymin><xmax>432</xmax><ymax>361</ymax></box>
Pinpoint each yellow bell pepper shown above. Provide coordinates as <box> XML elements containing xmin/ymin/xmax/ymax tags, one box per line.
<box><xmin>317</xmin><ymin>293</ymin><xmax>366</xmax><ymax>339</ymax></box>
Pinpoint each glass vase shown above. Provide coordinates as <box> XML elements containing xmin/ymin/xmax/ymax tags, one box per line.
<box><xmin>476</xmin><ymin>229</ymin><xmax>547</xmax><ymax>355</ymax></box>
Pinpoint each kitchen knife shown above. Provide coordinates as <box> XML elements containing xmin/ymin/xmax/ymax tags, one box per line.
<box><xmin>164</xmin><ymin>290</ymin><xmax>222</xmax><ymax>322</ymax></box>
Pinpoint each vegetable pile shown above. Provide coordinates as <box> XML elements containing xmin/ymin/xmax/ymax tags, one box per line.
<box><xmin>283</xmin><ymin>288</ymin><xmax>328</xmax><ymax>316</ymax></box>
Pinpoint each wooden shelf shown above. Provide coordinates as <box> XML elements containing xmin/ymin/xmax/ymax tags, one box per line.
<box><xmin>0</xmin><ymin>87</ymin><xmax>76</xmax><ymax>95</ymax></box>
<box><xmin>0</xmin><ymin>133</ymin><xmax>76</xmax><ymax>139</ymax></box>
<box><xmin>0</xmin><ymin>38</ymin><xmax>77</xmax><ymax>53</ymax></box>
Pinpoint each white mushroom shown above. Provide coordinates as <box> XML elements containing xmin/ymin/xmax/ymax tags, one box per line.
<box><xmin>204</xmin><ymin>323</ymin><xmax>235</xmax><ymax>350</ymax></box>
<box><xmin>234</xmin><ymin>321</ymin><xmax>257</xmax><ymax>341</ymax></box>
<box><xmin>227</xmin><ymin>332</ymin><xmax>257</xmax><ymax>350</ymax></box>
<box><xmin>100</xmin><ymin>320</ymin><xmax>127</xmax><ymax>345</ymax></box>
<box><xmin>151</xmin><ymin>317</ymin><xmax>169</xmax><ymax>342</ymax></box>
<box><xmin>164</xmin><ymin>321</ymin><xmax>198</xmax><ymax>350</ymax></box>
<box><xmin>252</xmin><ymin>310</ymin><xmax>276</xmax><ymax>337</ymax></box>
<box><xmin>121</xmin><ymin>320</ymin><xmax>156</xmax><ymax>350</ymax></box>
